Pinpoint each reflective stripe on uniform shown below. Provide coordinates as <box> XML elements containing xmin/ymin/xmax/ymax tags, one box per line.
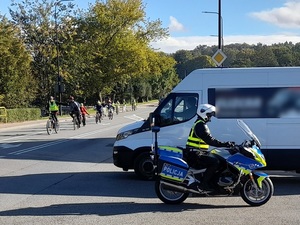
<box><xmin>186</xmin><ymin>120</ymin><xmax>209</xmax><ymax>149</ymax></box>
<box><xmin>49</xmin><ymin>101</ymin><xmax>59</xmax><ymax>111</ymax></box>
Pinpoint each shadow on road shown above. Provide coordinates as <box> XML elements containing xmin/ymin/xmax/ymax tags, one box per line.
<box><xmin>0</xmin><ymin>169</ymin><xmax>299</xmax><ymax>197</ymax></box>
<box><xmin>0</xmin><ymin>201</ymin><xmax>248</xmax><ymax>217</ymax></box>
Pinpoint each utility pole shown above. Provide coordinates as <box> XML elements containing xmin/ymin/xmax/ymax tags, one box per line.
<box><xmin>218</xmin><ymin>0</ymin><xmax>222</xmax><ymax>50</ymax></box>
<box><xmin>54</xmin><ymin>0</ymin><xmax>73</xmax><ymax>115</ymax></box>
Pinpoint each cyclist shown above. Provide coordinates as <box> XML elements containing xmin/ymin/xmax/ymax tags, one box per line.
<box><xmin>107</xmin><ymin>101</ymin><xmax>115</xmax><ymax>118</ymax></box>
<box><xmin>95</xmin><ymin>101</ymin><xmax>103</xmax><ymax>120</ymax></box>
<box><xmin>69</xmin><ymin>96</ymin><xmax>81</xmax><ymax>127</ymax></box>
<box><xmin>107</xmin><ymin>101</ymin><xmax>115</xmax><ymax>112</ymax></box>
<box><xmin>47</xmin><ymin>96</ymin><xmax>61</xmax><ymax>124</ymax></box>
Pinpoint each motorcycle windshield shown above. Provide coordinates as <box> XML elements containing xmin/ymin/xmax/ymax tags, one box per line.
<box><xmin>237</xmin><ymin>119</ymin><xmax>261</xmax><ymax>147</ymax></box>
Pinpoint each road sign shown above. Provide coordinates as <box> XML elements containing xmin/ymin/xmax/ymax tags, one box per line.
<box><xmin>212</xmin><ymin>49</ymin><xmax>227</xmax><ymax>67</ymax></box>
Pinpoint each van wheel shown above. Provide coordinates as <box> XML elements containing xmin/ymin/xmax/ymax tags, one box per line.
<box><xmin>134</xmin><ymin>153</ymin><xmax>155</xmax><ymax>180</ymax></box>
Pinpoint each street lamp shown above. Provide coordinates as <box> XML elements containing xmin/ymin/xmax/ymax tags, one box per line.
<box><xmin>202</xmin><ymin>10</ymin><xmax>223</xmax><ymax>51</ymax></box>
<box><xmin>54</xmin><ymin>0</ymin><xmax>73</xmax><ymax>115</ymax></box>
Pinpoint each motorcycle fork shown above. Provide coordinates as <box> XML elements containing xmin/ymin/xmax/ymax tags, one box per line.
<box><xmin>248</xmin><ymin>172</ymin><xmax>260</xmax><ymax>189</ymax></box>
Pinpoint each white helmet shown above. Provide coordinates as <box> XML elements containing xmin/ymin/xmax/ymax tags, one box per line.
<box><xmin>198</xmin><ymin>104</ymin><xmax>216</xmax><ymax>122</ymax></box>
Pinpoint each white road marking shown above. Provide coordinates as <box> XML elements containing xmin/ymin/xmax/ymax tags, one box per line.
<box><xmin>0</xmin><ymin>143</ymin><xmax>22</xmax><ymax>149</ymax></box>
<box><xmin>124</xmin><ymin>114</ymin><xmax>144</xmax><ymax>121</ymax></box>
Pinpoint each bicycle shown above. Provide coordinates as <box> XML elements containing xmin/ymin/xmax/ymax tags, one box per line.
<box><xmin>73</xmin><ymin>113</ymin><xmax>80</xmax><ymax>130</ymax></box>
<box><xmin>108</xmin><ymin>108</ymin><xmax>114</xmax><ymax>120</ymax></box>
<box><xmin>95</xmin><ymin>111</ymin><xmax>102</xmax><ymax>124</ymax></box>
<box><xmin>46</xmin><ymin>113</ymin><xmax>60</xmax><ymax>135</ymax></box>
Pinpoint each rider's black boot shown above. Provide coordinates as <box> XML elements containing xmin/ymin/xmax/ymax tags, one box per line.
<box><xmin>197</xmin><ymin>183</ymin><xmax>214</xmax><ymax>193</ymax></box>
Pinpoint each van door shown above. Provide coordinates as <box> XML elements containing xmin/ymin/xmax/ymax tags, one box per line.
<box><xmin>153</xmin><ymin>93</ymin><xmax>200</xmax><ymax>147</ymax></box>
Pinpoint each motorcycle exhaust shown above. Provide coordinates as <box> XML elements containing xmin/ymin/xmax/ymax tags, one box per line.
<box><xmin>160</xmin><ymin>180</ymin><xmax>199</xmax><ymax>194</ymax></box>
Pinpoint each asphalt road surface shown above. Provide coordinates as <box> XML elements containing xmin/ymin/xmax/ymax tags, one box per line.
<box><xmin>0</xmin><ymin>105</ymin><xmax>300</xmax><ymax>225</ymax></box>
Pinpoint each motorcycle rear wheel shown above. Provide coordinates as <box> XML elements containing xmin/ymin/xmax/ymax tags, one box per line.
<box><xmin>155</xmin><ymin>179</ymin><xmax>189</xmax><ymax>204</ymax></box>
<box><xmin>240</xmin><ymin>177</ymin><xmax>274</xmax><ymax>206</ymax></box>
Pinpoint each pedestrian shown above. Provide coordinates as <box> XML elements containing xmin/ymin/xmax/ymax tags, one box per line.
<box><xmin>80</xmin><ymin>103</ymin><xmax>89</xmax><ymax>126</ymax></box>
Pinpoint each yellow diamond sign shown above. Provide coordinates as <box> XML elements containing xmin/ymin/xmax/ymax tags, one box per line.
<box><xmin>212</xmin><ymin>49</ymin><xmax>227</xmax><ymax>67</ymax></box>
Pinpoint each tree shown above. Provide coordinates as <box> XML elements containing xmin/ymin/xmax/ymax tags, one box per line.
<box><xmin>9</xmin><ymin>0</ymin><xmax>76</xmax><ymax>106</ymax></box>
<box><xmin>68</xmin><ymin>0</ymin><xmax>169</xmax><ymax>101</ymax></box>
<box><xmin>184</xmin><ymin>55</ymin><xmax>215</xmax><ymax>72</ymax></box>
<box><xmin>0</xmin><ymin>16</ymin><xmax>36</xmax><ymax>108</ymax></box>
<box><xmin>172</xmin><ymin>50</ymin><xmax>193</xmax><ymax>79</ymax></box>
<box><xmin>271</xmin><ymin>43</ymin><xmax>293</xmax><ymax>66</ymax></box>
<box><xmin>253</xmin><ymin>45</ymin><xmax>279</xmax><ymax>67</ymax></box>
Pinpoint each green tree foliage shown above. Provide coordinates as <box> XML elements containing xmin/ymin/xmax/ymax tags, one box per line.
<box><xmin>67</xmin><ymin>0</ymin><xmax>170</xmax><ymax>102</ymax></box>
<box><xmin>271</xmin><ymin>42</ymin><xmax>294</xmax><ymax>66</ymax></box>
<box><xmin>292</xmin><ymin>43</ymin><xmax>300</xmax><ymax>66</ymax></box>
<box><xmin>4</xmin><ymin>0</ymin><xmax>300</xmax><ymax>110</ymax></box>
<box><xmin>172</xmin><ymin>50</ymin><xmax>214</xmax><ymax>79</ymax></box>
<box><xmin>172</xmin><ymin>42</ymin><xmax>300</xmax><ymax>78</ymax></box>
<box><xmin>0</xmin><ymin>16</ymin><xmax>36</xmax><ymax>108</ymax></box>
<box><xmin>253</xmin><ymin>44</ymin><xmax>279</xmax><ymax>67</ymax></box>
<box><xmin>147</xmin><ymin>52</ymin><xmax>179</xmax><ymax>100</ymax></box>
<box><xmin>9</xmin><ymin>0</ymin><xmax>76</xmax><ymax>106</ymax></box>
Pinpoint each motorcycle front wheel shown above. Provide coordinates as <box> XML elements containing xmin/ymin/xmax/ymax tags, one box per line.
<box><xmin>155</xmin><ymin>178</ymin><xmax>189</xmax><ymax>204</ymax></box>
<box><xmin>240</xmin><ymin>177</ymin><xmax>274</xmax><ymax>206</ymax></box>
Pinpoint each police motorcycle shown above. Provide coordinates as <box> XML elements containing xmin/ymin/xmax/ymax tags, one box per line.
<box><xmin>153</xmin><ymin>119</ymin><xmax>274</xmax><ymax>206</ymax></box>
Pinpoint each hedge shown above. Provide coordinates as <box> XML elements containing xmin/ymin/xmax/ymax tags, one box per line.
<box><xmin>0</xmin><ymin>108</ymin><xmax>42</xmax><ymax>123</ymax></box>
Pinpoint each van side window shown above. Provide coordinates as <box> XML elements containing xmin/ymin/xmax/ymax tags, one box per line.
<box><xmin>157</xmin><ymin>94</ymin><xmax>198</xmax><ymax>126</ymax></box>
<box><xmin>208</xmin><ymin>87</ymin><xmax>300</xmax><ymax>118</ymax></box>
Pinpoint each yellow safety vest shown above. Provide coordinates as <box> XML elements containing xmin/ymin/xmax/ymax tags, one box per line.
<box><xmin>49</xmin><ymin>101</ymin><xmax>59</xmax><ymax>111</ymax></box>
<box><xmin>186</xmin><ymin>120</ymin><xmax>209</xmax><ymax>150</ymax></box>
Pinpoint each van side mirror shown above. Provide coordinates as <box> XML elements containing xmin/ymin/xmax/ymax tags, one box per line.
<box><xmin>149</xmin><ymin>112</ymin><xmax>161</xmax><ymax>127</ymax></box>
<box><xmin>149</xmin><ymin>112</ymin><xmax>155</xmax><ymax>127</ymax></box>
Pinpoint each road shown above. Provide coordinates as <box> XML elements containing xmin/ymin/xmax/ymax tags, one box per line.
<box><xmin>0</xmin><ymin>105</ymin><xmax>300</xmax><ymax>225</ymax></box>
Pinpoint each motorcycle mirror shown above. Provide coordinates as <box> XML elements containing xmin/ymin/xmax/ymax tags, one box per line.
<box><xmin>152</xmin><ymin>126</ymin><xmax>160</xmax><ymax>133</ymax></box>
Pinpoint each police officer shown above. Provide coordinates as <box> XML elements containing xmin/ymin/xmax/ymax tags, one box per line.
<box><xmin>186</xmin><ymin>104</ymin><xmax>234</xmax><ymax>192</ymax></box>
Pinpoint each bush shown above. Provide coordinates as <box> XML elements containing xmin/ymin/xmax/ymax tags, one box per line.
<box><xmin>6</xmin><ymin>108</ymin><xmax>41</xmax><ymax>123</ymax></box>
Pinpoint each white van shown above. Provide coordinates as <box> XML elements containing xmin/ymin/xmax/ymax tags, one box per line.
<box><xmin>113</xmin><ymin>67</ymin><xmax>300</xmax><ymax>179</ymax></box>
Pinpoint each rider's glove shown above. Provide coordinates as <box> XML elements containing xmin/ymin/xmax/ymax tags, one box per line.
<box><xmin>225</xmin><ymin>141</ymin><xmax>235</xmax><ymax>148</ymax></box>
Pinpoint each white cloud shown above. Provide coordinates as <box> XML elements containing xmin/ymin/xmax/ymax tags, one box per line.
<box><xmin>250</xmin><ymin>1</ymin><xmax>300</xmax><ymax>29</ymax></box>
<box><xmin>150</xmin><ymin>34</ymin><xmax>300</xmax><ymax>53</ymax></box>
<box><xmin>168</xmin><ymin>16</ymin><xmax>185</xmax><ymax>32</ymax></box>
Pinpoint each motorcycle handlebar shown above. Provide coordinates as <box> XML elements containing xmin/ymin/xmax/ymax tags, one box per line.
<box><xmin>227</xmin><ymin>143</ymin><xmax>240</xmax><ymax>154</ymax></box>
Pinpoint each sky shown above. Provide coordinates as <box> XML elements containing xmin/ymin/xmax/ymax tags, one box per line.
<box><xmin>1</xmin><ymin>0</ymin><xmax>300</xmax><ymax>53</ymax></box>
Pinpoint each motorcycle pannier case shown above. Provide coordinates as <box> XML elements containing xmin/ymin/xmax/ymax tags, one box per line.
<box><xmin>158</xmin><ymin>155</ymin><xmax>189</xmax><ymax>182</ymax></box>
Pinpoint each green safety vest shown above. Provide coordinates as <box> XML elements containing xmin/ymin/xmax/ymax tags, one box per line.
<box><xmin>186</xmin><ymin>120</ymin><xmax>209</xmax><ymax>150</ymax></box>
<box><xmin>49</xmin><ymin>101</ymin><xmax>59</xmax><ymax>111</ymax></box>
